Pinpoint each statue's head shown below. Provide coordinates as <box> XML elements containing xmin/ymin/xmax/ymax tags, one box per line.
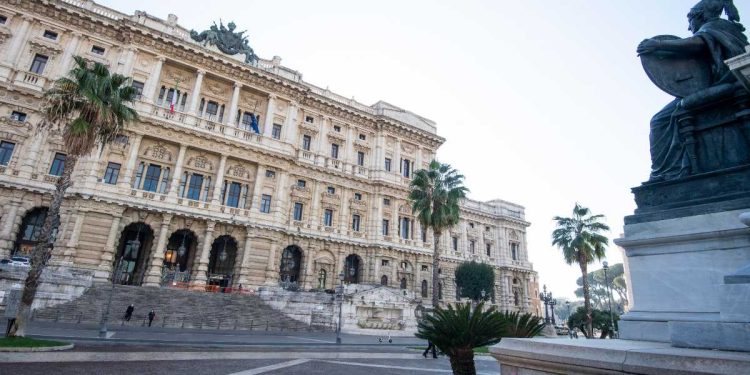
<box><xmin>228</xmin><ymin>22</ymin><xmax>236</xmax><ymax>31</ymax></box>
<box><xmin>688</xmin><ymin>0</ymin><xmax>741</xmax><ymax>33</ymax></box>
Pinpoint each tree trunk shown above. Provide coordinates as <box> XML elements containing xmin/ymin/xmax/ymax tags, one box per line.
<box><xmin>432</xmin><ymin>230</ymin><xmax>442</xmax><ymax>308</ymax></box>
<box><xmin>8</xmin><ymin>154</ymin><xmax>78</xmax><ymax>337</ymax></box>
<box><xmin>578</xmin><ymin>258</ymin><xmax>593</xmax><ymax>339</ymax></box>
<box><xmin>449</xmin><ymin>348</ymin><xmax>476</xmax><ymax>375</ymax></box>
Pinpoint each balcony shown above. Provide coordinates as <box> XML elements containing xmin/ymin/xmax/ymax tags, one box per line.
<box><xmin>290</xmin><ymin>185</ymin><xmax>312</xmax><ymax>199</ymax></box>
<box><xmin>12</xmin><ymin>71</ymin><xmax>49</xmax><ymax>91</ymax></box>
<box><xmin>325</xmin><ymin>158</ymin><xmax>342</xmax><ymax>170</ymax></box>
<box><xmin>321</xmin><ymin>192</ymin><xmax>341</xmax><ymax>205</ymax></box>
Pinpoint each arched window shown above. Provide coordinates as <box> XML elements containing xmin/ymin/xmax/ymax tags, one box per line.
<box><xmin>400</xmin><ymin>278</ymin><xmax>407</xmax><ymax>289</ymax></box>
<box><xmin>158</xmin><ymin>167</ymin><xmax>170</xmax><ymax>194</ymax></box>
<box><xmin>438</xmin><ymin>282</ymin><xmax>443</xmax><ymax>300</ymax></box>
<box><xmin>178</xmin><ymin>171</ymin><xmax>188</xmax><ymax>197</ymax></box>
<box><xmin>14</xmin><ymin>207</ymin><xmax>49</xmax><ymax>255</ymax></box>
<box><xmin>421</xmin><ymin>280</ymin><xmax>428</xmax><ymax>298</ymax></box>
<box><xmin>218</xmin><ymin>104</ymin><xmax>225</xmax><ymax>122</ymax></box>
<box><xmin>133</xmin><ymin>162</ymin><xmax>145</xmax><ymax>189</ymax></box>
<box><xmin>381</xmin><ymin>275</ymin><xmax>388</xmax><ymax>286</ymax></box>
<box><xmin>180</xmin><ymin>92</ymin><xmax>188</xmax><ymax>111</ymax></box>
<box><xmin>513</xmin><ymin>290</ymin><xmax>519</xmax><ymax>306</ymax></box>
<box><xmin>202</xmin><ymin>176</ymin><xmax>212</xmax><ymax>202</ymax></box>
<box><xmin>157</xmin><ymin>86</ymin><xmax>166</xmax><ymax>104</ymax></box>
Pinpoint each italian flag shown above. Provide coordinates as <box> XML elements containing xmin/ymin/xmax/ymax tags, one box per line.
<box><xmin>169</xmin><ymin>86</ymin><xmax>177</xmax><ymax>114</ymax></box>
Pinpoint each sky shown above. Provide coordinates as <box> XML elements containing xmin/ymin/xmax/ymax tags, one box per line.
<box><xmin>99</xmin><ymin>0</ymin><xmax>709</xmax><ymax>299</ymax></box>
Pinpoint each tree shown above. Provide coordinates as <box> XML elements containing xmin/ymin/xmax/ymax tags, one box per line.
<box><xmin>567</xmin><ymin>306</ymin><xmax>619</xmax><ymax>339</ymax></box>
<box><xmin>416</xmin><ymin>302</ymin><xmax>506</xmax><ymax>375</ymax></box>
<box><xmin>574</xmin><ymin>263</ymin><xmax>627</xmax><ymax>312</ymax></box>
<box><xmin>498</xmin><ymin>311</ymin><xmax>545</xmax><ymax>338</ymax></box>
<box><xmin>455</xmin><ymin>261</ymin><xmax>494</xmax><ymax>302</ymax></box>
<box><xmin>9</xmin><ymin>56</ymin><xmax>138</xmax><ymax>337</ymax></box>
<box><xmin>551</xmin><ymin>203</ymin><xmax>609</xmax><ymax>338</ymax></box>
<box><xmin>409</xmin><ymin>160</ymin><xmax>468</xmax><ymax>307</ymax></box>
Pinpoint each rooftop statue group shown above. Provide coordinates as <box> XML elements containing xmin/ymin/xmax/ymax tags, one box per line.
<box><xmin>190</xmin><ymin>21</ymin><xmax>259</xmax><ymax>64</ymax></box>
<box><xmin>637</xmin><ymin>0</ymin><xmax>748</xmax><ymax>182</ymax></box>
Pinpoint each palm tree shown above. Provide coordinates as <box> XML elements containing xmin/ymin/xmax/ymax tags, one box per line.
<box><xmin>9</xmin><ymin>56</ymin><xmax>138</xmax><ymax>337</ymax></box>
<box><xmin>498</xmin><ymin>311</ymin><xmax>545</xmax><ymax>338</ymax></box>
<box><xmin>409</xmin><ymin>160</ymin><xmax>468</xmax><ymax>307</ymax></box>
<box><xmin>417</xmin><ymin>302</ymin><xmax>506</xmax><ymax>375</ymax></box>
<box><xmin>551</xmin><ymin>203</ymin><xmax>609</xmax><ymax>338</ymax></box>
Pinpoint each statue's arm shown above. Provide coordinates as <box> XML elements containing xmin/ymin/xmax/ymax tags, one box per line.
<box><xmin>637</xmin><ymin>36</ymin><xmax>706</xmax><ymax>56</ymax></box>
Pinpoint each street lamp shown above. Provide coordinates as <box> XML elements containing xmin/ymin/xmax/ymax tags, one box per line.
<box><xmin>603</xmin><ymin>261</ymin><xmax>616</xmax><ymax>338</ymax></box>
<box><xmin>336</xmin><ymin>271</ymin><xmax>344</xmax><ymax>344</ymax></box>
<box><xmin>549</xmin><ymin>298</ymin><xmax>557</xmax><ymax>325</ymax></box>
<box><xmin>539</xmin><ymin>285</ymin><xmax>553</xmax><ymax>324</ymax></box>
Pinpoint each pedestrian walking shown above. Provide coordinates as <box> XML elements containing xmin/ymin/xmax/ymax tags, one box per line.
<box><xmin>147</xmin><ymin>309</ymin><xmax>156</xmax><ymax>327</ymax></box>
<box><xmin>422</xmin><ymin>340</ymin><xmax>437</xmax><ymax>359</ymax></box>
<box><xmin>124</xmin><ymin>304</ymin><xmax>135</xmax><ymax>322</ymax></box>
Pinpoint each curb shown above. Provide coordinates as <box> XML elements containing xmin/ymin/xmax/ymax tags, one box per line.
<box><xmin>0</xmin><ymin>343</ymin><xmax>74</xmax><ymax>352</ymax></box>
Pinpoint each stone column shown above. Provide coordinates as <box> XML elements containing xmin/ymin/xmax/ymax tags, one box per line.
<box><xmin>345</xmin><ymin>126</ymin><xmax>355</xmax><ymax>166</ymax></box>
<box><xmin>4</xmin><ymin>15</ymin><xmax>33</xmax><ymax>67</ymax></box>
<box><xmin>118</xmin><ymin>134</ymin><xmax>143</xmax><ymax>189</ymax></box>
<box><xmin>0</xmin><ymin>200</ymin><xmax>21</xmax><ymax>259</ymax></box>
<box><xmin>415</xmin><ymin>145</ymin><xmax>423</xmax><ymax>171</ymax></box>
<box><xmin>188</xmin><ymin>69</ymin><xmax>205</xmax><ymax>115</ymax></box>
<box><xmin>264</xmin><ymin>242</ymin><xmax>278</xmax><ymax>284</ymax></box>
<box><xmin>95</xmin><ymin>213</ymin><xmax>121</xmax><ymax>281</ymax></box>
<box><xmin>211</xmin><ymin>155</ymin><xmax>227</xmax><ymax>205</ymax></box>
<box><xmin>262</xmin><ymin>94</ymin><xmax>276</xmax><ymax>136</ymax></box>
<box><xmin>142</xmin><ymin>56</ymin><xmax>165</xmax><ymax>103</ymax></box>
<box><xmin>317</xmin><ymin>116</ymin><xmax>329</xmax><ymax>163</ymax></box>
<box><xmin>394</xmin><ymin>139</ymin><xmax>401</xmax><ymax>176</ymax></box>
<box><xmin>118</xmin><ymin>46</ymin><xmax>138</xmax><ymax>76</ymax></box>
<box><xmin>227</xmin><ymin>82</ymin><xmax>241</xmax><ymax>126</ymax></box>
<box><xmin>372</xmin><ymin>129</ymin><xmax>384</xmax><ymax>170</ymax></box>
<box><xmin>168</xmin><ymin>144</ymin><xmax>188</xmax><ymax>198</ymax></box>
<box><xmin>373</xmin><ymin>193</ymin><xmax>383</xmax><ymax>237</ymax></box>
<box><xmin>311</xmin><ymin>181</ymin><xmax>323</xmax><ymax>228</ymax></box>
<box><xmin>340</xmin><ymin>189</ymin><xmax>350</xmax><ymax>233</ymax></box>
<box><xmin>248</xmin><ymin>166</ymin><xmax>265</xmax><ymax>212</ymax></box>
<box><xmin>143</xmin><ymin>214</ymin><xmax>173</xmax><ymax>286</ymax></box>
<box><xmin>272</xmin><ymin>171</ymin><xmax>288</xmax><ymax>221</ymax></box>
<box><xmin>192</xmin><ymin>221</ymin><xmax>215</xmax><ymax>287</ymax></box>
<box><xmin>54</xmin><ymin>32</ymin><xmax>82</xmax><ymax>78</ymax></box>
<box><xmin>18</xmin><ymin>133</ymin><xmax>45</xmax><ymax>179</ymax></box>
<box><xmin>284</xmin><ymin>101</ymin><xmax>299</xmax><ymax>144</ymax></box>
<box><xmin>237</xmin><ymin>228</ymin><xmax>254</xmax><ymax>286</ymax></box>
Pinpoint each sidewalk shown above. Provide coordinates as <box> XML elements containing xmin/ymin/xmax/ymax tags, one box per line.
<box><xmin>25</xmin><ymin>321</ymin><xmax>425</xmax><ymax>347</ymax></box>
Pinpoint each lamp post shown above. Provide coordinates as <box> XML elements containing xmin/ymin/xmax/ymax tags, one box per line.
<box><xmin>565</xmin><ymin>301</ymin><xmax>571</xmax><ymax>321</ymax></box>
<box><xmin>99</xmin><ymin>255</ymin><xmax>124</xmax><ymax>338</ymax></box>
<box><xmin>539</xmin><ymin>285</ymin><xmax>553</xmax><ymax>324</ymax></box>
<box><xmin>549</xmin><ymin>298</ymin><xmax>557</xmax><ymax>325</ymax></box>
<box><xmin>602</xmin><ymin>261</ymin><xmax>616</xmax><ymax>338</ymax></box>
<box><xmin>336</xmin><ymin>271</ymin><xmax>344</xmax><ymax>345</ymax></box>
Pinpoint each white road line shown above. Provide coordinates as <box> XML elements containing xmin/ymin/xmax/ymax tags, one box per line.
<box><xmin>319</xmin><ymin>360</ymin><xmax>453</xmax><ymax>373</ymax></box>
<box><xmin>0</xmin><ymin>351</ymin><xmax>425</xmax><ymax>363</ymax></box>
<box><xmin>227</xmin><ymin>359</ymin><xmax>310</xmax><ymax>375</ymax></box>
<box><xmin>282</xmin><ymin>335</ymin><xmax>332</xmax><ymax>343</ymax></box>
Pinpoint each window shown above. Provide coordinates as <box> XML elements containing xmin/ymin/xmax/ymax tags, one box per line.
<box><xmin>272</xmin><ymin>124</ymin><xmax>282</xmax><ymax>139</ymax></box>
<box><xmin>383</xmin><ymin>198</ymin><xmax>390</xmax><ymax>206</ymax></box>
<box><xmin>133</xmin><ymin>162</ymin><xmax>145</xmax><ymax>189</ymax></box>
<box><xmin>10</xmin><ymin>111</ymin><xmax>27</xmax><ymax>122</ymax></box>
<box><xmin>131</xmin><ymin>81</ymin><xmax>144</xmax><ymax>99</ymax></box>
<box><xmin>103</xmin><ymin>162</ymin><xmax>120</xmax><ymax>184</ymax></box>
<box><xmin>296</xmin><ymin>179</ymin><xmax>306</xmax><ymax>188</ymax></box>
<box><xmin>327</xmin><ymin>186</ymin><xmax>336</xmax><ymax>194</ymax></box>
<box><xmin>293</xmin><ymin>202</ymin><xmax>304</xmax><ymax>221</ymax></box>
<box><xmin>359</xmin><ymin>134</ymin><xmax>366</xmax><ymax>141</ymax></box>
<box><xmin>381</xmin><ymin>275</ymin><xmax>388</xmax><ymax>286</ymax></box>
<box><xmin>202</xmin><ymin>177</ymin><xmax>212</xmax><ymax>202</ymax></box>
<box><xmin>400</xmin><ymin>278</ymin><xmax>407</xmax><ymax>289</ymax></box>
<box><xmin>186</xmin><ymin>173</ymin><xmax>204</xmax><ymax>200</ymax></box>
<box><xmin>226</xmin><ymin>181</ymin><xmax>242</xmax><ymax>207</ymax></box>
<box><xmin>511</xmin><ymin>242</ymin><xmax>519</xmax><ymax>260</ymax></box>
<box><xmin>402</xmin><ymin>159</ymin><xmax>411</xmax><ymax>178</ymax></box>
<box><xmin>331</xmin><ymin>144</ymin><xmax>339</xmax><ymax>159</ymax></box>
<box><xmin>422</xmin><ymin>230</ymin><xmax>427</xmax><ymax>243</ymax></box>
<box><xmin>333</xmin><ymin>125</ymin><xmax>341</xmax><ymax>132</ymax></box>
<box><xmin>0</xmin><ymin>141</ymin><xmax>16</xmax><ymax>166</ymax></box>
<box><xmin>357</xmin><ymin>151</ymin><xmax>365</xmax><ymax>166</ymax></box>
<box><xmin>469</xmin><ymin>240</ymin><xmax>475</xmax><ymax>253</ymax></box>
<box><xmin>381</xmin><ymin>259</ymin><xmax>390</xmax><ymax>266</ymax></box>
<box><xmin>421</xmin><ymin>265</ymin><xmax>428</xmax><ymax>271</ymax></box>
<box><xmin>421</xmin><ymin>280</ymin><xmax>428</xmax><ymax>298</ymax></box>
<box><xmin>469</xmin><ymin>222</ymin><xmax>474</xmax><ymax>229</ymax></box>
<box><xmin>400</xmin><ymin>217</ymin><xmax>411</xmax><ymax>239</ymax></box>
<box><xmin>205</xmin><ymin>101</ymin><xmax>219</xmax><ymax>116</ymax></box>
<box><xmin>91</xmin><ymin>45</ymin><xmax>105</xmax><ymax>55</ymax></box>
<box><xmin>352</xmin><ymin>214</ymin><xmax>360</xmax><ymax>232</ymax></box>
<box><xmin>486</xmin><ymin>226</ymin><xmax>491</xmax><ymax>232</ymax></box>
<box><xmin>384</xmin><ymin>158</ymin><xmax>392</xmax><ymax>172</ymax></box>
<box><xmin>260</xmin><ymin>194</ymin><xmax>272</xmax><ymax>213</ymax></box>
<box><xmin>0</xmin><ymin>15</ymin><xmax>7</xmax><ymax>24</ymax></box>
<box><xmin>142</xmin><ymin>164</ymin><xmax>162</xmax><ymax>192</ymax></box>
<box><xmin>43</xmin><ymin>30</ymin><xmax>58</xmax><ymax>40</ymax></box>
<box><xmin>305</xmin><ymin>116</ymin><xmax>314</xmax><ymax>123</ymax></box>
<box><xmin>265</xmin><ymin>170</ymin><xmax>276</xmax><ymax>178</ymax></box>
<box><xmin>29</xmin><ymin>54</ymin><xmax>48</xmax><ymax>74</ymax></box>
<box><xmin>486</xmin><ymin>243</ymin><xmax>492</xmax><ymax>256</ymax></box>
<box><xmin>302</xmin><ymin>135</ymin><xmax>311</xmax><ymax>151</ymax></box>
<box><xmin>382</xmin><ymin>219</ymin><xmax>389</xmax><ymax>236</ymax></box>
<box><xmin>323</xmin><ymin>209</ymin><xmax>333</xmax><ymax>227</ymax></box>
<box><xmin>158</xmin><ymin>167</ymin><xmax>170</xmax><ymax>194</ymax></box>
<box><xmin>48</xmin><ymin>153</ymin><xmax>66</xmax><ymax>176</ymax></box>
<box><xmin>354</xmin><ymin>193</ymin><xmax>362</xmax><ymax>201</ymax></box>
<box><xmin>452</xmin><ymin>236</ymin><xmax>458</xmax><ymax>251</ymax></box>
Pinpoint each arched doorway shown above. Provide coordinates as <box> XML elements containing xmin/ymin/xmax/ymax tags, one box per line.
<box><xmin>13</xmin><ymin>207</ymin><xmax>49</xmax><ymax>256</ymax></box>
<box><xmin>344</xmin><ymin>254</ymin><xmax>361</xmax><ymax>284</ymax></box>
<box><xmin>114</xmin><ymin>222</ymin><xmax>154</xmax><ymax>285</ymax></box>
<box><xmin>381</xmin><ymin>275</ymin><xmax>388</xmax><ymax>286</ymax></box>
<box><xmin>400</xmin><ymin>277</ymin><xmax>407</xmax><ymax>289</ymax></box>
<box><xmin>208</xmin><ymin>235</ymin><xmax>237</xmax><ymax>288</ymax></box>
<box><xmin>279</xmin><ymin>245</ymin><xmax>302</xmax><ymax>283</ymax></box>
<box><xmin>164</xmin><ymin>229</ymin><xmax>197</xmax><ymax>273</ymax></box>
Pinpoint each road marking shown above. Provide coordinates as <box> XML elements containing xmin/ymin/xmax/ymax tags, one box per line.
<box><xmin>282</xmin><ymin>335</ymin><xmax>332</xmax><ymax>343</ymax></box>
<box><xmin>320</xmin><ymin>360</ymin><xmax>453</xmax><ymax>373</ymax></box>
<box><xmin>227</xmin><ymin>359</ymin><xmax>310</xmax><ymax>375</ymax></box>
<box><xmin>0</xmin><ymin>351</ymin><xmax>425</xmax><ymax>363</ymax></box>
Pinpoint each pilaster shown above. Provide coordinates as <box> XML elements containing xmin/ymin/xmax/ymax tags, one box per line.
<box><xmin>143</xmin><ymin>213</ymin><xmax>173</xmax><ymax>286</ymax></box>
<box><xmin>191</xmin><ymin>221</ymin><xmax>215</xmax><ymax>287</ymax></box>
<box><xmin>118</xmin><ymin>134</ymin><xmax>143</xmax><ymax>189</ymax></box>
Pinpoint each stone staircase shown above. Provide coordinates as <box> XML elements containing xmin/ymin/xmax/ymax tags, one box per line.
<box><xmin>32</xmin><ymin>284</ymin><xmax>333</xmax><ymax>332</ymax></box>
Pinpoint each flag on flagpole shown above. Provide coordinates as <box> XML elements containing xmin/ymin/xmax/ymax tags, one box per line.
<box><xmin>169</xmin><ymin>88</ymin><xmax>177</xmax><ymax>114</ymax></box>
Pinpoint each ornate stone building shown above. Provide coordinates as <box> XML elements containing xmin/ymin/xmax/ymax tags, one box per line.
<box><xmin>0</xmin><ymin>0</ymin><xmax>540</xmax><ymax>314</ymax></box>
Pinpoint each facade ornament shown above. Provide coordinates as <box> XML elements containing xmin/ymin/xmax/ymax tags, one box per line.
<box><xmin>190</xmin><ymin>20</ymin><xmax>258</xmax><ymax>64</ymax></box>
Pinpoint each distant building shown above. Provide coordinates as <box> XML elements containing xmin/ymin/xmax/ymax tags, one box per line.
<box><xmin>0</xmin><ymin>0</ymin><xmax>539</xmax><ymax>312</ymax></box>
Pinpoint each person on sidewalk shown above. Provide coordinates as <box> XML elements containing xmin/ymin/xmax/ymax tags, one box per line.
<box><xmin>422</xmin><ymin>340</ymin><xmax>437</xmax><ymax>359</ymax></box>
<box><xmin>147</xmin><ymin>309</ymin><xmax>156</xmax><ymax>327</ymax></box>
<box><xmin>124</xmin><ymin>304</ymin><xmax>135</xmax><ymax>322</ymax></box>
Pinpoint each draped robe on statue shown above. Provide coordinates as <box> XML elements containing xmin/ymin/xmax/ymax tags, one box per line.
<box><xmin>649</xmin><ymin>19</ymin><xmax>749</xmax><ymax>181</ymax></box>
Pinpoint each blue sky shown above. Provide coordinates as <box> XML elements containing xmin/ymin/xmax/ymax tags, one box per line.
<box><xmin>100</xmin><ymin>0</ymin><xmax>712</xmax><ymax>298</ymax></box>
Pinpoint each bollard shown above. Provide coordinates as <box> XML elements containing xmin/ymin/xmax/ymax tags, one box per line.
<box><xmin>162</xmin><ymin>316</ymin><xmax>167</xmax><ymax>328</ymax></box>
<box><xmin>77</xmin><ymin>312</ymin><xmax>83</xmax><ymax>324</ymax></box>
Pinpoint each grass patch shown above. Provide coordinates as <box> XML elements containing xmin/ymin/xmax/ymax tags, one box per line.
<box><xmin>0</xmin><ymin>337</ymin><xmax>68</xmax><ymax>348</ymax></box>
<box><xmin>473</xmin><ymin>346</ymin><xmax>489</xmax><ymax>354</ymax></box>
